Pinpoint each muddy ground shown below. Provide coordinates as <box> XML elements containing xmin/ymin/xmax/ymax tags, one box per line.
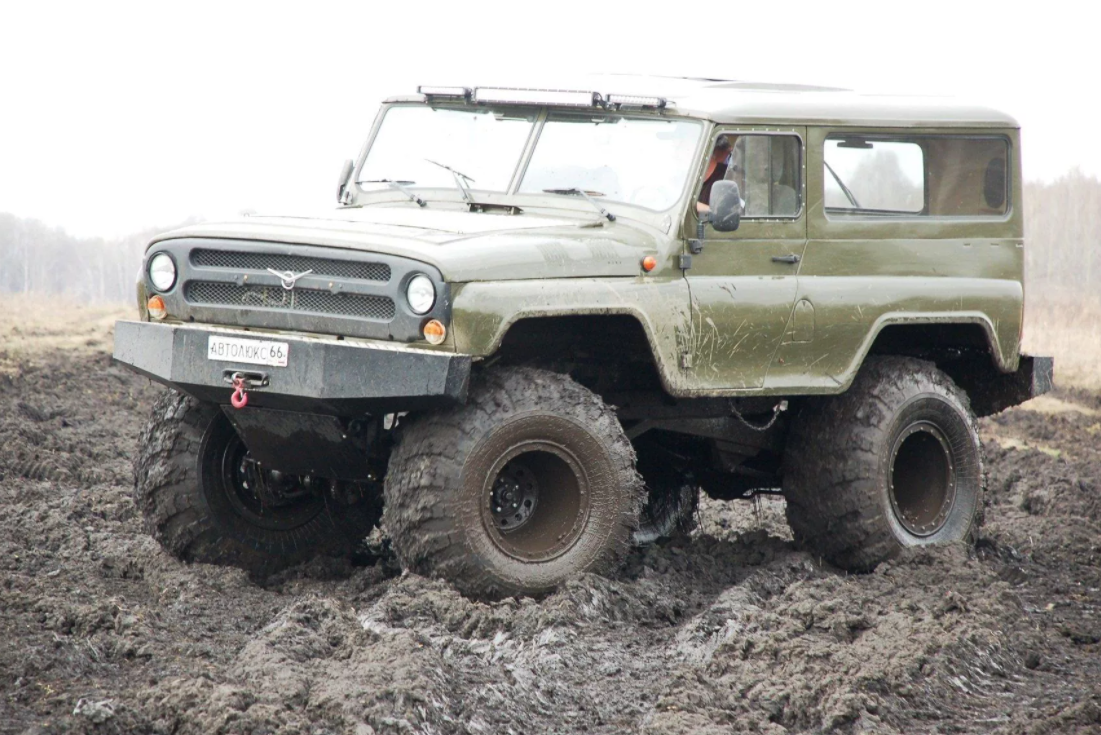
<box><xmin>1</xmin><ymin>339</ymin><xmax>1100</xmax><ymax>734</ymax></box>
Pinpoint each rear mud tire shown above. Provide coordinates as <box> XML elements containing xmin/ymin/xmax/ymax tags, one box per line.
<box><xmin>134</xmin><ymin>390</ymin><xmax>382</xmax><ymax>574</ymax></box>
<box><xmin>383</xmin><ymin>367</ymin><xmax>644</xmax><ymax>599</ymax></box>
<box><xmin>783</xmin><ymin>357</ymin><xmax>984</xmax><ymax>571</ymax></box>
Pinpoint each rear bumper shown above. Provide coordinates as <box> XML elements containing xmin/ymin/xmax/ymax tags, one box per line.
<box><xmin>113</xmin><ymin>320</ymin><xmax>471</xmax><ymax>415</ymax></box>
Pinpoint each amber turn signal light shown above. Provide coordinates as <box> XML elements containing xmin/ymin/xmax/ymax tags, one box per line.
<box><xmin>641</xmin><ymin>255</ymin><xmax>657</xmax><ymax>272</ymax></box>
<box><xmin>147</xmin><ymin>295</ymin><xmax>167</xmax><ymax>320</ymax></box>
<box><xmin>423</xmin><ymin>319</ymin><xmax>446</xmax><ymax>345</ymax></box>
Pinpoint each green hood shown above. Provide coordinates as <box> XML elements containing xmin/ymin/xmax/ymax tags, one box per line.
<box><xmin>153</xmin><ymin>207</ymin><xmax>665</xmax><ymax>282</ymax></box>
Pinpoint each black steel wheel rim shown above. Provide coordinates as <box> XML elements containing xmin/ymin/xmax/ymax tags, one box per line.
<box><xmin>210</xmin><ymin>427</ymin><xmax>325</xmax><ymax>532</ymax></box>
<box><xmin>481</xmin><ymin>440</ymin><xmax>591</xmax><ymax>562</ymax></box>
<box><xmin>888</xmin><ymin>420</ymin><xmax>957</xmax><ymax>537</ymax></box>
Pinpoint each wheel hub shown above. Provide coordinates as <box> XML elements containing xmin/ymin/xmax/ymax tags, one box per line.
<box><xmin>481</xmin><ymin>440</ymin><xmax>591</xmax><ymax>562</ymax></box>
<box><xmin>237</xmin><ymin>461</ymin><xmax>316</xmax><ymax>507</ymax></box>
<box><xmin>216</xmin><ymin>432</ymin><xmax>325</xmax><ymax>531</ymax></box>
<box><xmin>490</xmin><ymin>462</ymin><xmax>539</xmax><ymax>533</ymax></box>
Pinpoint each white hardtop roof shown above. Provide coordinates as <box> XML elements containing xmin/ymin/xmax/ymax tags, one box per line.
<box><xmin>396</xmin><ymin>74</ymin><xmax>1018</xmax><ymax>129</ymax></box>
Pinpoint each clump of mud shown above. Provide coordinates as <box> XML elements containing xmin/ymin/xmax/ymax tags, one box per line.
<box><xmin>1</xmin><ymin>349</ymin><xmax>1100</xmax><ymax>734</ymax></box>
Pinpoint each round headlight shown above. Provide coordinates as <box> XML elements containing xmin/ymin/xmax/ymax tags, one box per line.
<box><xmin>406</xmin><ymin>274</ymin><xmax>436</xmax><ymax>314</ymax></box>
<box><xmin>148</xmin><ymin>252</ymin><xmax>177</xmax><ymax>292</ymax></box>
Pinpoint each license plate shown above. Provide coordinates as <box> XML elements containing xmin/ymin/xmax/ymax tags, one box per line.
<box><xmin>207</xmin><ymin>335</ymin><xmax>289</xmax><ymax>367</ymax></box>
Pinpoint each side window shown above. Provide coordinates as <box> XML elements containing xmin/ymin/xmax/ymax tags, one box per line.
<box><xmin>732</xmin><ymin>135</ymin><xmax>802</xmax><ymax>217</ymax></box>
<box><xmin>698</xmin><ymin>133</ymin><xmax>802</xmax><ymax>218</ymax></box>
<box><xmin>824</xmin><ymin>139</ymin><xmax>924</xmax><ymax>213</ymax></box>
<box><xmin>823</xmin><ymin>134</ymin><xmax>1010</xmax><ymax>217</ymax></box>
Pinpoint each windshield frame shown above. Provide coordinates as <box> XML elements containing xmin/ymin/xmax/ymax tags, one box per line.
<box><xmin>351</xmin><ymin>101</ymin><xmax>708</xmax><ymax>222</ymax></box>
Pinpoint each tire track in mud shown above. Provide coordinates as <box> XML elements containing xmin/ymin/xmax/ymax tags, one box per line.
<box><xmin>1</xmin><ymin>349</ymin><xmax>1100</xmax><ymax>734</ymax></box>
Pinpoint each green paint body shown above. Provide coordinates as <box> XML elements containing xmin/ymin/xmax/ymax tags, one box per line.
<box><xmin>143</xmin><ymin>84</ymin><xmax>1027</xmax><ymax>399</ymax></box>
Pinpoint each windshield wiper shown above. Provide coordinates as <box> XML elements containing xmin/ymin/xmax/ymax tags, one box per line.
<box><xmin>823</xmin><ymin>162</ymin><xmax>862</xmax><ymax>209</ymax></box>
<box><xmin>360</xmin><ymin>179</ymin><xmax>426</xmax><ymax>207</ymax></box>
<box><xmin>425</xmin><ymin>159</ymin><xmax>475</xmax><ymax>204</ymax></box>
<box><xmin>543</xmin><ymin>188</ymin><xmax>616</xmax><ymax>222</ymax></box>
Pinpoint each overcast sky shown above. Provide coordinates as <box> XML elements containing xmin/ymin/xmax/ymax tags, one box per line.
<box><xmin>2</xmin><ymin>0</ymin><xmax>1097</xmax><ymax>238</ymax></box>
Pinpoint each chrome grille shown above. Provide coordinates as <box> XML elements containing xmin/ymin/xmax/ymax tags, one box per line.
<box><xmin>191</xmin><ymin>249</ymin><xmax>391</xmax><ymax>282</ymax></box>
<box><xmin>185</xmin><ymin>281</ymin><xmax>395</xmax><ymax>321</ymax></box>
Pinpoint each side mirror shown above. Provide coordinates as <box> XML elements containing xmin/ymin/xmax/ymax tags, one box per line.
<box><xmin>336</xmin><ymin>159</ymin><xmax>354</xmax><ymax>203</ymax></box>
<box><xmin>710</xmin><ymin>180</ymin><xmax>743</xmax><ymax>232</ymax></box>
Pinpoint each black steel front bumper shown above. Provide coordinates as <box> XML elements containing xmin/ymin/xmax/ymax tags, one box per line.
<box><xmin>113</xmin><ymin>320</ymin><xmax>471</xmax><ymax>416</ymax></box>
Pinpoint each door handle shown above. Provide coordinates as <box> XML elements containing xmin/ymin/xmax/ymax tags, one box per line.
<box><xmin>771</xmin><ymin>253</ymin><xmax>801</xmax><ymax>264</ymax></box>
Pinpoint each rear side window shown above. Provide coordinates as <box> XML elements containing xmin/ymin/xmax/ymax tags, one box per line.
<box><xmin>824</xmin><ymin>135</ymin><xmax>1010</xmax><ymax>218</ymax></box>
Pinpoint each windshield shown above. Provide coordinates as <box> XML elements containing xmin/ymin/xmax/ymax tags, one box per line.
<box><xmin>520</xmin><ymin>114</ymin><xmax>702</xmax><ymax>211</ymax></box>
<box><xmin>358</xmin><ymin>105</ymin><xmax>703</xmax><ymax>212</ymax></box>
<box><xmin>357</xmin><ymin>106</ymin><xmax>536</xmax><ymax>192</ymax></box>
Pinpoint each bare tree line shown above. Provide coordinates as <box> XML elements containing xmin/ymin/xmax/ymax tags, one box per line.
<box><xmin>0</xmin><ymin>214</ymin><xmax>201</xmax><ymax>303</ymax></box>
<box><xmin>0</xmin><ymin>170</ymin><xmax>1096</xmax><ymax>304</ymax></box>
<box><xmin>1023</xmin><ymin>169</ymin><xmax>1100</xmax><ymax>296</ymax></box>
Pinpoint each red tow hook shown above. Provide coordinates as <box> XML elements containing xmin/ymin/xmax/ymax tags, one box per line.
<box><xmin>230</xmin><ymin>375</ymin><xmax>249</xmax><ymax>409</ymax></box>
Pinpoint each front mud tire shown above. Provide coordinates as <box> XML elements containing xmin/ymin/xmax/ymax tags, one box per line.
<box><xmin>134</xmin><ymin>390</ymin><xmax>382</xmax><ymax>574</ymax></box>
<box><xmin>383</xmin><ymin>367</ymin><xmax>644</xmax><ymax>599</ymax></box>
<box><xmin>783</xmin><ymin>357</ymin><xmax>984</xmax><ymax>571</ymax></box>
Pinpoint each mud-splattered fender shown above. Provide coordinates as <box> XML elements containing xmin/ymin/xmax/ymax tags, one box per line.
<box><xmin>450</xmin><ymin>278</ymin><xmax>693</xmax><ymax>395</ymax></box>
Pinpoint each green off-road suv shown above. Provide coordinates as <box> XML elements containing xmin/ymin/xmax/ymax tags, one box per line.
<box><xmin>115</xmin><ymin>77</ymin><xmax>1052</xmax><ymax>597</ymax></box>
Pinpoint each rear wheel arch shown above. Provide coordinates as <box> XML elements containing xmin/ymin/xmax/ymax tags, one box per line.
<box><xmin>867</xmin><ymin>321</ymin><xmax>998</xmax><ymax>360</ymax></box>
<box><xmin>865</xmin><ymin>321</ymin><xmax>1035</xmax><ymax>416</ymax></box>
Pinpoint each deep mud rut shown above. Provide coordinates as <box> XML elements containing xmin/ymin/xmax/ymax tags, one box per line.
<box><xmin>1</xmin><ymin>347</ymin><xmax>1100</xmax><ymax>734</ymax></box>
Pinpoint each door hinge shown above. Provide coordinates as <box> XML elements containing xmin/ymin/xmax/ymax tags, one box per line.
<box><xmin>680</xmin><ymin>352</ymin><xmax>693</xmax><ymax>369</ymax></box>
<box><xmin>678</xmin><ymin>254</ymin><xmax>693</xmax><ymax>270</ymax></box>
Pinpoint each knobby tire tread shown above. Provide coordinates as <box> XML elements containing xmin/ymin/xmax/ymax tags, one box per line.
<box><xmin>783</xmin><ymin>356</ymin><xmax>985</xmax><ymax>571</ymax></box>
<box><xmin>134</xmin><ymin>390</ymin><xmax>381</xmax><ymax>574</ymax></box>
<box><xmin>383</xmin><ymin>367</ymin><xmax>643</xmax><ymax>598</ymax></box>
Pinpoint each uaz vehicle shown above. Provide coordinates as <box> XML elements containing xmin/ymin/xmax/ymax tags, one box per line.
<box><xmin>115</xmin><ymin>77</ymin><xmax>1052</xmax><ymax>597</ymax></box>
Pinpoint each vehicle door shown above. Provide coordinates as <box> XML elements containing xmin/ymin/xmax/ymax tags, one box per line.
<box><xmin>683</xmin><ymin>128</ymin><xmax>808</xmax><ymax>392</ymax></box>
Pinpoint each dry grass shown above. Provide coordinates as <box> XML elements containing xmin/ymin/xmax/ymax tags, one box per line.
<box><xmin>1023</xmin><ymin>290</ymin><xmax>1101</xmax><ymax>391</ymax></box>
<box><xmin>0</xmin><ymin>293</ymin><xmax>132</xmax><ymax>376</ymax></box>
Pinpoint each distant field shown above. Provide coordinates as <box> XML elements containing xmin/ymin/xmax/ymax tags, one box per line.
<box><xmin>0</xmin><ymin>294</ymin><xmax>130</xmax><ymax>372</ymax></box>
<box><xmin>1023</xmin><ymin>290</ymin><xmax>1101</xmax><ymax>391</ymax></box>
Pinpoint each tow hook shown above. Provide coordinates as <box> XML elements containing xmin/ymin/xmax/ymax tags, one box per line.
<box><xmin>224</xmin><ymin>371</ymin><xmax>269</xmax><ymax>410</ymax></box>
